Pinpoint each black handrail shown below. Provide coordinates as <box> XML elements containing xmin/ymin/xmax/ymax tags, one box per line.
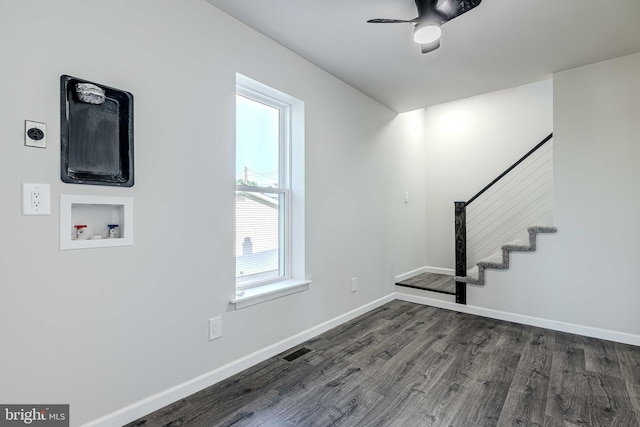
<box><xmin>466</xmin><ymin>133</ymin><xmax>553</xmax><ymax>206</ymax></box>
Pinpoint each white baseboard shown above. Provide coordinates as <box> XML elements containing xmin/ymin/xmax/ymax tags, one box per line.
<box><xmin>424</xmin><ymin>266</ymin><xmax>454</xmax><ymax>276</ymax></box>
<box><xmin>395</xmin><ymin>266</ymin><xmax>454</xmax><ymax>282</ymax></box>
<box><xmin>395</xmin><ymin>292</ymin><xmax>640</xmax><ymax>347</ymax></box>
<box><xmin>81</xmin><ymin>294</ymin><xmax>396</xmax><ymax>427</ymax></box>
<box><xmin>395</xmin><ymin>266</ymin><xmax>428</xmax><ymax>282</ymax></box>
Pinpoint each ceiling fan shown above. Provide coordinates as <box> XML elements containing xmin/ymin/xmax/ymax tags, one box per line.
<box><xmin>367</xmin><ymin>0</ymin><xmax>482</xmax><ymax>53</ymax></box>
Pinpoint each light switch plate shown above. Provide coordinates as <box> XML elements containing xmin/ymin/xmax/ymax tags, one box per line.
<box><xmin>25</xmin><ymin>120</ymin><xmax>47</xmax><ymax>148</ymax></box>
<box><xmin>209</xmin><ymin>317</ymin><xmax>222</xmax><ymax>341</ymax></box>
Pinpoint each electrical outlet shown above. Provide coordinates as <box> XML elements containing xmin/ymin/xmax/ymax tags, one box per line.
<box><xmin>32</xmin><ymin>191</ymin><xmax>41</xmax><ymax>207</ymax></box>
<box><xmin>25</xmin><ymin>120</ymin><xmax>47</xmax><ymax>149</ymax></box>
<box><xmin>351</xmin><ymin>277</ymin><xmax>358</xmax><ymax>293</ymax></box>
<box><xmin>209</xmin><ymin>317</ymin><xmax>222</xmax><ymax>341</ymax></box>
<box><xmin>22</xmin><ymin>183</ymin><xmax>50</xmax><ymax>215</ymax></box>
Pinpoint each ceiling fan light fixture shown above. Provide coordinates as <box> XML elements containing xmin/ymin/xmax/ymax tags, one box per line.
<box><xmin>413</xmin><ymin>23</ymin><xmax>441</xmax><ymax>44</ymax></box>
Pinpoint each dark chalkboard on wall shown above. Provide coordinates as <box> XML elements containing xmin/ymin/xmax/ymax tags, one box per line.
<box><xmin>60</xmin><ymin>75</ymin><xmax>134</xmax><ymax>187</ymax></box>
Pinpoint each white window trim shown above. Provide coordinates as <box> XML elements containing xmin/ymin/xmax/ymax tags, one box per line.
<box><xmin>231</xmin><ymin>279</ymin><xmax>311</xmax><ymax>309</ymax></box>
<box><xmin>233</xmin><ymin>74</ymin><xmax>308</xmax><ymax>309</ymax></box>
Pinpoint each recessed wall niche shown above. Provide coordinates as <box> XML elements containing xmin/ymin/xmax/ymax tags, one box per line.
<box><xmin>60</xmin><ymin>75</ymin><xmax>134</xmax><ymax>187</ymax></box>
<box><xmin>60</xmin><ymin>195</ymin><xmax>133</xmax><ymax>250</ymax></box>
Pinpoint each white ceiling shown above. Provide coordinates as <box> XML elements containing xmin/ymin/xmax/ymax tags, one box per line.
<box><xmin>205</xmin><ymin>0</ymin><xmax>640</xmax><ymax>113</ymax></box>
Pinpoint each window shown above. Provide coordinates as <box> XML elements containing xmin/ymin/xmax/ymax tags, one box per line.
<box><xmin>235</xmin><ymin>75</ymin><xmax>305</xmax><ymax>298</ymax></box>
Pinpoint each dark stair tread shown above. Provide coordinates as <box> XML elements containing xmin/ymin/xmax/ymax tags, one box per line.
<box><xmin>396</xmin><ymin>272</ymin><xmax>455</xmax><ymax>295</ymax></box>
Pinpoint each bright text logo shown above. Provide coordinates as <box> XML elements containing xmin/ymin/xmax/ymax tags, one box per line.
<box><xmin>0</xmin><ymin>405</ymin><xmax>68</xmax><ymax>427</ymax></box>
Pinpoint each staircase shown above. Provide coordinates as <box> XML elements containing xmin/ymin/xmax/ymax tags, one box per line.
<box><xmin>455</xmin><ymin>225</ymin><xmax>556</xmax><ymax>286</ymax></box>
<box><xmin>453</xmin><ymin>133</ymin><xmax>556</xmax><ymax>304</ymax></box>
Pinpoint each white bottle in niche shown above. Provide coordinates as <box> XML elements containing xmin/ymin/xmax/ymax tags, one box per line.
<box><xmin>74</xmin><ymin>225</ymin><xmax>87</xmax><ymax>240</ymax></box>
<box><xmin>107</xmin><ymin>224</ymin><xmax>119</xmax><ymax>238</ymax></box>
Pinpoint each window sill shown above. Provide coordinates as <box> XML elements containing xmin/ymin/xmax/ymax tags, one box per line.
<box><xmin>231</xmin><ymin>279</ymin><xmax>311</xmax><ymax>310</ymax></box>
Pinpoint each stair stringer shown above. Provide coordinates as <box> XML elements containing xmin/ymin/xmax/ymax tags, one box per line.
<box><xmin>455</xmin><ymin>225</ymin><xmax>557</xmax><ymax>286</ymax></box>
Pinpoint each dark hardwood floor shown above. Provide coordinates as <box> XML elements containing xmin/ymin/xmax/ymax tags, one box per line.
<box><xmin>395</xmin><ymin>272</ymin><xmax>455</xmax><ymax>295</ymax></box>
<box><xmin>127</xmin><ymin>301</ymin><xmax>640</xmax><ymax>426</ymax></box>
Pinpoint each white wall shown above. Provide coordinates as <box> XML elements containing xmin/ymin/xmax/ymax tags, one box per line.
<box><xmin>423</xmin><ymin>80</ymin><xmax>554</xmax><ymax>270</ymax></box>
<box><xmin>469</xmin><ymin>53</ymin><xmax>640</xmax><ymax>337</ymax></box>
<box><xmin>0</xmin><ymin>1</ymin><xmax>426</xmax><ymax>425</ymax></box>
<box><xmin>385</xmin><ymin>109</ymin><xmax>428</xmax><ymax>279</ymax></box>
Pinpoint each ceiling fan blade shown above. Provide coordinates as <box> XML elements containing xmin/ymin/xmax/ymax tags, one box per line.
<box><xmin>436</xmin><ymin>0</ymin><xmax>482</xmax><ymax>21</ymax></box>
<box><xmin>367</xmin><ymin>18</ymin><xmax>413</xmax><ymax>23</ymax></box>
<box><xmin>415</xmin><ymin>0</ymin><xmax>439</xmax><ymax>18</ymax></box>
<box><xmin>421</xmin><ymin>39</ymin><xmax>441</xmax><ymax>53</ymax></box>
